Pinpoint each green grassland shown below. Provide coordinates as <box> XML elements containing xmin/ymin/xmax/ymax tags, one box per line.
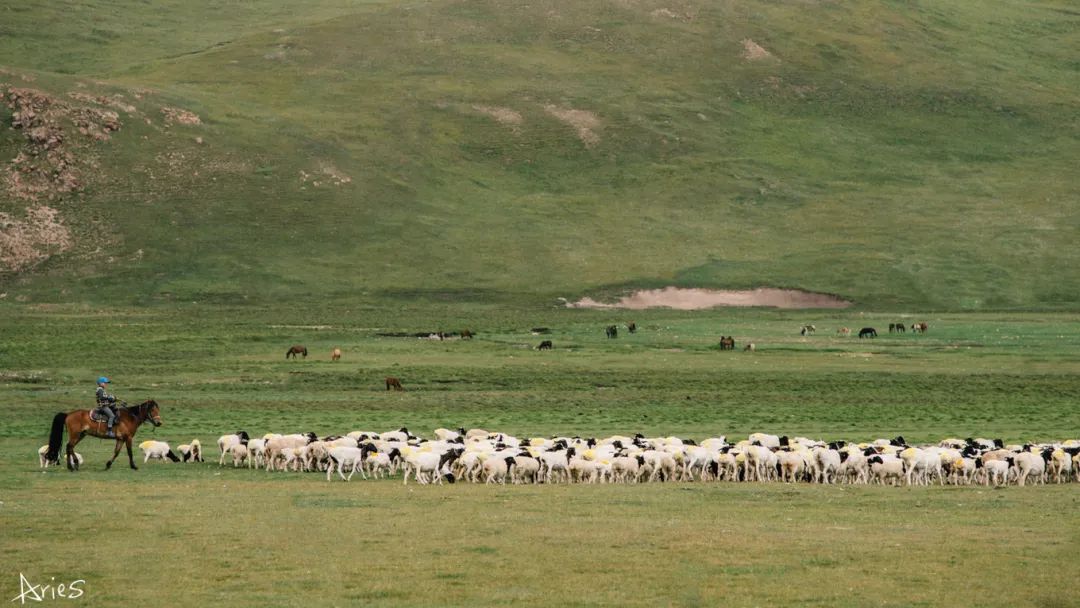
<box><xmin>2</xmin><ymin>306</ymin><xmax>1080</xmax><ymax>606</ymax></box>
<box><xmin>2</xmin><ymin>0</ymin><xmax>1080</xmax><ymax>605</ymax></box>
<box><xmin>2</xmin><ymin>0</ymin><xmax>1079</xmax><ymax>308</ymax></box>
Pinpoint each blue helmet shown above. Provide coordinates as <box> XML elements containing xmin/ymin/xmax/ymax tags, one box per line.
<box><xmin>98</xmin><ymin>376</ymin><xmax>110</xmax><ymax>384</ymax></box>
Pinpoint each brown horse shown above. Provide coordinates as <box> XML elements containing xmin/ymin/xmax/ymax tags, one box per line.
<box><xmin>386</xmin><ymin>377</ymin><xmax>404</xmax><ymax>391</ymax></box>
<box><xmin>286</xmin><ymin>345</ymin><xmax>308</xmax><ymax>359</ymax></box>
<box><xmin>45</xmin><ymin>400</ymin><xmax>163</xmax><ymax>471</ymax></box>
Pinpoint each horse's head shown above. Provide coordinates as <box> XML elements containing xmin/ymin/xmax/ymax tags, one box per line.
<box><xmin>141</xmin><ymin>400</ymin><xmax>163</xmax><ymax>427</ymax></box>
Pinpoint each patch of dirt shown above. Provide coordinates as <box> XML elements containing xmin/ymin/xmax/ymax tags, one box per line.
<box><xmin>472</xmin><ymin>105</ymin><xmax>523</xmax><ymax>132</ymax></box>
<box><xmin>742</xmin><ymin>39</ymin><xmax>775</xmax><ymax>61</ymax></box>
<box><xmin>0</xmin><ymin>205</ymin><xmax>72</xmax><ymax>272</ymax></box>
<box><xmin>161</xmin><ymin>106</ymin><xmax>201</xmax><ymax>125</ymax></box>
<box><xmin>544</xmin><ymin>104</ymin><xmax>600</xmax><ymax>147</ymax></box>
<box><xmin>566</xmin><ymin>287</ymin><xmax>851</xmax><ymax>310</ymax></box>
<box><xmin>2</xmin><ymin>86</ymin><xmax>123</xmax><ymax>201</ymax></box>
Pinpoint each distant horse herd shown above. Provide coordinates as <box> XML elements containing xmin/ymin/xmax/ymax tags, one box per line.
<box><xmin>282</xmin><ymin>320</ymin><xmax>930</xmax><ymax>389</ymax></box>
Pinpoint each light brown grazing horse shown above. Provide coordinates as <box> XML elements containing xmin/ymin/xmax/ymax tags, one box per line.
<box><xmin>45</xmin><ymin>400</ymin><xmax>162</xmax><ymax>471</ymax></box>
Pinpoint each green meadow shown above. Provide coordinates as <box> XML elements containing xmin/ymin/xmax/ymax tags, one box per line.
<box><xmin>2</xmin><ymin>306</ymin><xmax>1079</xmax><ymax>606</ymax></box>
<box><xmin>2</xmin><ymin>0</ymin><xmax>1080</xmax><ymax>605</ymax></box>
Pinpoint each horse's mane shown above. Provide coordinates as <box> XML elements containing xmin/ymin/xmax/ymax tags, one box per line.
<box><xmin>122</xmin><ymin>399</ymin><xmax>158</xmax><ymax>413</ymax></box>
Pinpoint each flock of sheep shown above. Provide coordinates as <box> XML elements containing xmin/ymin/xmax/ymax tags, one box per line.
<box><xmin>47</xmin><ymin>429</ymin><xmax>1079</xmax><ymax>488</ymax></box>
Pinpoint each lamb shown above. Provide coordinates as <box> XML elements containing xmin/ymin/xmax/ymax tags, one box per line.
<box><xmin>231</xmin><ymin>444</ymin><xmax>250</xmax><ymax>468</ymax></box>
<box><xmin>217</xmin><ymin>431</ymin><xmax>250</xmax><ymax>465</ymax></box>
<box><xmin>139</xmin><ymin>440</ymin><xmax>180</xmax><ymax>463</ymax></box>
<box><xmin>178</xmin><ymin>439</ymin><xmax>203</xmax><ymax>463</ymax></box>
<box><xmin>364</xmin><ymin>448</ymin><xmax>400</xmax><ymax>479</ymax></box>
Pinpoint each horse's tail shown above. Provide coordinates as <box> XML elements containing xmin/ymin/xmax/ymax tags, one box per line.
<box><xmin>46</xmin><ymin>412</ymin><xmax>67</xmax><ymax>464</ymax></box>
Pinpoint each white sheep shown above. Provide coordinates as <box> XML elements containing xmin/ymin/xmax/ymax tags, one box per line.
<box><xmin>231</xmin><ymin>444</ymin><xmax>250</xmax><ymax>468</ymax></box>
<box><xmin>177</xmin><ymin>438</ymin><xmax>203</xmax><ymax>463</ymax></box>
<box><xmin>139</xmin><ymin>440</ymin><xmax>180</xmax><ymax>463</ymax></box>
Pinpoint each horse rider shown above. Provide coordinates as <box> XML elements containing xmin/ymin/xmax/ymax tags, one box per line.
<box><xmin>95</xmin><ymin>376</ymin><xmax>119</xmax><ymax>437</ymax></box>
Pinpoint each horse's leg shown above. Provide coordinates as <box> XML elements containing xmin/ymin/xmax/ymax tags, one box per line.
<box><xmin>105</xmin><ymin>438</ymin><xmax>123</xmax><ymax>470</ymax></box>
<box><xmin>66</xmin><ymin>432</ymin><xmax>81</xmax><ymax>471</ymax></box>
<box><xmin>126</xmin><ymin>437</ymin><xmax>138</xmax><ymax>470</ymax></box>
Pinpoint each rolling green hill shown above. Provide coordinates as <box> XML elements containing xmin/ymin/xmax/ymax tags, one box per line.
<box><xmin>1</xmin><ymin>0</ymin><xmax>1078</xmax><ymax>310</ymax></box>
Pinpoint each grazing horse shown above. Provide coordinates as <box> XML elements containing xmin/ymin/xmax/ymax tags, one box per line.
<box><xmin>627</xmin><ymin>322</ymin><xmax>637</xmax><ymax>334</ymax></box>
<box><xmin>606</xmin><ymin>325</ymin><xmax>618</xmax><ymax>338</ymax></box>
<box><xmin>858</xmin><ymin>327</ymin><xmax>877</xmax><ymax>338</ymax></box>
<box><xmin>837</xmin><ymin>327</ymin><xmax>851</xmax><ymax>336</ymax></box>
<box><xmin>385</xmin><ymin>377</ymin><xmax>404</xmax><ymax>391</ymax></box>
<box><xmin>743</xmin><ymin>343</ymin><xmax>756</xmax><ymax>352</ymax></box>
<box><xmin>537</xmin><ymin>340</ymin><xmax>553</xmax><ymax>350</ymax></box>
<box><xmin>889</xmin><ymin>323</ymin><xmax>906</xmax><ymax>334</ymax></box>
<box><xmin>912</xmin><ymin>322</ymin><xmax>928</xmax><ymax>333</ymax></box>
<box><xmin>45</xmin><ymin>400</ymin><xmax>163</xmax><ymax>471</ymax></box>
<box><xmin>461</xmin><ymin>329</ymin><xmax>474</xmax><ymax>340</ymax></box>
<box><xmin>801</xmin><ymin>325</ymin><xmax>816</xmax><ymax>336</ymax></box>
<box><xmin>719</xmin><ymin>336</ymin><xmax>735</xmax><ymax>350</ymax></box>
<box><xmin>331</xmin><ymin>347</ymin><xmax>342</xmax><ymax>361</ymax></box>
<box><xmin>286</xmin><ymin>345</ymin><xmax>308</xmax><ymax>359</ymax></box>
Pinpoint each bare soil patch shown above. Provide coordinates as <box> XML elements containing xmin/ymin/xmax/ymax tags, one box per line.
<box><xmin>742</xmin><ymin>39</ymin><xmax>775</xmax><ymax>61</ymax></box>
<box><xmin>472</xmin><ymin>105</ymin><xmax>523</xmax><ymax>132</ymax></box>
<box><xmin>544</xmin><ymin>104</ymin><xmax>600</xmax><ymax>147</ymax></box>
<box><xmin>566</xmin><ymin>287</ymin><xmax>851</xmax><ymax>310</ymax></box>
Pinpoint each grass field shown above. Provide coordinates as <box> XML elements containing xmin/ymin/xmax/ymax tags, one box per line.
<box><xmin>3</xmin><ymin>0</ymin><xmax>1080</xmax><ymax>604</ymax></box>
<box><xmin>2</xmin><ymin>305</ymin><xmax>1078</xmax><ymax>606</ymax></box>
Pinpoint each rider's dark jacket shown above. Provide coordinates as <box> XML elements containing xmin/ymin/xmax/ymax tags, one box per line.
<box><xmin>96</xmin><ymin>386</ymin><xmax>116</xmax><ymax>407</ymax></box>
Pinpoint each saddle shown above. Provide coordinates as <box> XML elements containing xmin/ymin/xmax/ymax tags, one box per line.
<box><xmin>89</xmin><ymin>405</ymin><xmax>115</xmax><ymax>423</ymax></box>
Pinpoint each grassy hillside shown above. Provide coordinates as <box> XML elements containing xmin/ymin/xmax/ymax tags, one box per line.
<box><xmin>1</xmin><ymin>0</ymin><xmax>1078</xmax><ymax>310</ymax></box>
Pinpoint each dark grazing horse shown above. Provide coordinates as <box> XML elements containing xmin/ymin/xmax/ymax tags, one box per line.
<box><xmin>858</xmin><ymin>327</ymin><xmax>877</xmax><ymax>338</ymax></box>
<box><xmin>627</xmin><ymin>322</ymin><xmax>637</xmax><ymax>333</ymax></box>
<box><xmin>461</xmin><ymin>329</ymin><xmax>474</xmax><ymax>340</ymax></box>
<box><xmin>286</xmin><ymin>345</ymin><xmax>308</xmax><ymax>359</ymax></box>
<box><xmin>605</xmin><ymin>325</ymin><xmax>618</xmax><ymax>338</ymax></box>
<box><xmin>385</xmin><ymin>377</ymin><xmax>404</xmax><ymax>391</ymax></box>
<box><xmin>46</xmin><ymin>400</ymin><xmax>163</xmax><ymax>471</ymax></box>
<box><xmin>537</xmin><ymin>340</ymin><xmax>553</xmax><ymax>350</ymax></box>
<box><xmin>719</xmin><ymin>336</ymin><xmax>735</xmax><ymax>350</ymax></box>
